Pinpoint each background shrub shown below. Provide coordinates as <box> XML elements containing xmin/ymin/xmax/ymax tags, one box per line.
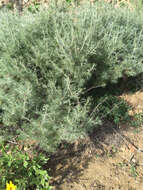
<box><xmin>0</xmin><ymin>1</ymin><xmax>143</xmax><ymax>151</ymax></box>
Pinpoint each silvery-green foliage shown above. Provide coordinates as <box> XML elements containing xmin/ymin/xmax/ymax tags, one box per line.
<box><xmin>0</xmin><ymin>1</ymin><xmax>143</xmax><ymax>151</ymax></box>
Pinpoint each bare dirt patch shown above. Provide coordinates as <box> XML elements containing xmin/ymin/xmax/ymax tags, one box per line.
<box><xmin>49</xmin><ymin>125</ymin><xmax>143</xmax><ymax>190</ymax></box>
<box><xmin>121</xmin><ymin>91</ymin><xmax>143</xmax><ymax>115</ymax></box>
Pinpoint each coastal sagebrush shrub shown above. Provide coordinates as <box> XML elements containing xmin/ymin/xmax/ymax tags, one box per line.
<box><xmin>0</xmin><ymin>1</ymin><xmax>143</xmax><ymax>151</ymax></box>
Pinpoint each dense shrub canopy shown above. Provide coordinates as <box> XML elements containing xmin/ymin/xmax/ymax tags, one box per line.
<box><xmin>0</xmin><ymin>1</ymin><xmax>143</xmax><ymax>151</ymax></box>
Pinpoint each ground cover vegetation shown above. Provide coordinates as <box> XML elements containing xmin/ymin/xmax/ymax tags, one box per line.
<box><xmin>0</xmin><ymin>143</ymin><xmax>52</xmax><ymax>190</ymax></box>
<box><xmin>0</xmin><ymin>0</ymin><xmax>143</xmax><ymax>189</ymax></box>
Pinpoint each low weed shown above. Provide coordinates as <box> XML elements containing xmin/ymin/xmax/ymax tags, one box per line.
<box><xmin>130</xmin><ymin>111</ymin><xmax>143</xmax><ymax>128</ymax></box>
<box><xmin>130</xmin><ymin>164</ymin><xmax>138</xmax><ymax>178</ymax></box>
<box><xmin>95</xmin><ymin>95</ymin><xmax>131</xmax><ymax>125</ymax></box>
<box><xmin>27</xmin><ymin>0</ymin><xmax>41</xmax><ymax>13</ymax></box>
<box><xmin>0</xmin><ymin>143</ymin><xmax>52</xmax><ymax>190</ymax></box>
